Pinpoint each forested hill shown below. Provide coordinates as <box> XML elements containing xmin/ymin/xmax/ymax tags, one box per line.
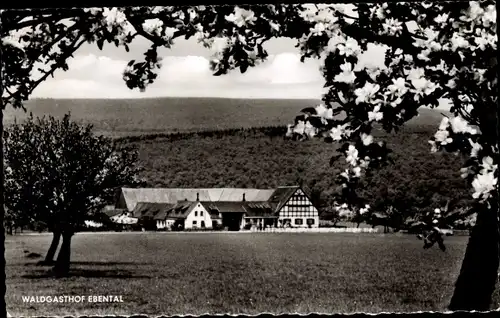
<box><xmin>116</xmin><ymin>124</ymin><xmax>470</xmax><ymax>217</ymax></box>
<box><xmin>5</xmin><ymin>97</ymin><xmax>449</xmax><ymax>136</ymax></box>
<box><xmin>5</xmin><ymin>97</ymin><xmax>463</xmax><ymax>216</ymax></box>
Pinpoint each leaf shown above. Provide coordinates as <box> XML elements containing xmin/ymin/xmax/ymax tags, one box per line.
<box><xmin>97</xmin><ymin>39</ymin><xmax>104</xmax><ymax>51</ymax></box>
<box><xmin>301</xmin><ymin>107</ymin><xmax>317</xmax><ymax>115</ymax></box>
<box><xmin>239</xmin><ymin>63</ymin><xmax>248</xmax><ymax>73</ymax></box>
<box><xmin>308</xmin><ymin>117</ymin><xmax>324</xmax><ymax>128</ymax></box>
<box><xmin>329</xmin><ymin>155</ymin><xmax>342</xmax><ymax>166</ymax></box>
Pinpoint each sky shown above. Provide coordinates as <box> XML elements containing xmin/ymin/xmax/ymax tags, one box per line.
<box><xmin>32</xmin><ymin>37</ymin><xmax>328</xmax><ymax>99</ymax></box>
<box><xmin>29</xmin><ymin>8</ymin><xmax>450</xmax><ymax>109</ymax></box>
<box><xmin>31</xmin><ymin>32</ymin><xmax>388</xmax><ymax>100</ymax></box>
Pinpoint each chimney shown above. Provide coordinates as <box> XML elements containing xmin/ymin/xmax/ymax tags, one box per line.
<box><xmin>196</xmin><ymin>192</ymin><xmax>199</xmax><ymax>201</ymax></box>
<box><xmin>243</xmin><ymin>193</ymin><xmax>246</xmax><ymax>202</ymax></box>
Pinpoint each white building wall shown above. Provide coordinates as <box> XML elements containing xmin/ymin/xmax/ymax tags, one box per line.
<box><xmin>184</xmin><ymin>203</ymin><xmax>212</xmax><ymax>229</ymax></box>
<box><xmin>156</xmin><ymin>219</ymin><xmax>175</xmax><ymax>230</ymax></box>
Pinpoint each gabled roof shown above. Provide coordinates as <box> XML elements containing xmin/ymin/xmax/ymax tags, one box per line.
<box><xmin>202</xmin><ymin>201</ymin><xmax>247</xmax><ymax>213</ymax></box>
<box><xmin>243</xmin><ymin>202</ymin><xmax>275</xmax><ymax>217</ymax></box>
<box><xmin>133</xmin><ymin>202</ymin><xmax>174</xmax><ymax>219</ymax></box>
<box><xmin>164</xmin><ymin>201</ymin><xmax>198</xmax><ymax>219</ymax></box>
<box><xmin>201</xmin><ymin>201</ymin><xmax>275</xmax><ymax>217</ymax></box>
<box><xmin>120</xmin><ymin>188</ymin><xmax>276</xmax><ymax>211</ymax></box>
<box><xmin>102</xmin><ymin>209</ymin><xmax>127</xmax><ymax>218</ymax></box>
<box><xmin>268</xmin><ymin>186</ymin><xmax>301</xmax><ymax>212</ymax></box>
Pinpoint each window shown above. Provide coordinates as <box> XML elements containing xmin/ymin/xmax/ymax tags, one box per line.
<box><xmin>307</xmin><ymin>218</ymin><xmax>315</xmax><ymax>225</ymax></box>
<box><xmin>192</xmin><ymin>220</ymin><xmax>197</xmax><ymax>227</ymax></box>
<box><xmin>200</xmin><ymin>211</ymin><xmax>204</xmax><ymax>217</ymax></box>
<box><xmin>295</xmin><ymin>218</ymin><xmax>303</xmax><ymax>225</ymax></box>
<box><xmin>195</xmin><ymin>211</ymin><xmax>198</xmax><ymax>217</ymax></box>
<box><xmin>201</xmin><ymin>221</ymin><xmax>206</xmax><ymax>228</ymax></box>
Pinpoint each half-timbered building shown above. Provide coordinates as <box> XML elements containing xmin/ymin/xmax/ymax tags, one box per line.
<box><xmin>115</xmin><ymin>185</ymin><xmax>319</xmax><ymax>231</ymax></box>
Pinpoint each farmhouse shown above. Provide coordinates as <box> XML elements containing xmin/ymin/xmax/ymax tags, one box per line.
<box><xmin>115</xmin><ymin>186</ymin><xmax>319</xmax><ymax>231</ymax></box>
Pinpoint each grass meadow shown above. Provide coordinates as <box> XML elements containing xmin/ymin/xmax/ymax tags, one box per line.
<box><xmin>6</xmin><ymin>232</ymin><xmax>475</xmax><ymax>316</ymax></box>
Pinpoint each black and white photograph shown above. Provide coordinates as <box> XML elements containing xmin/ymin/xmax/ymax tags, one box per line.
<box><xmin>1</xmin><ymin>1</ymin><xmax>498</xmax><ymax>316</ymax></box>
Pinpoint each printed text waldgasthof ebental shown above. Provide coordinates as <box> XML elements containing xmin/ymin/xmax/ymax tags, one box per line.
<box><xmin>22</xmin><ymin>295</ymin><xmax>124</xmax><ymax>303</ymax></box>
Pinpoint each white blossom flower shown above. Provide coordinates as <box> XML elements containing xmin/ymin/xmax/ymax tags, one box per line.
<box><xmin>390</xmin><ymin>97</ymin><xmax>404</xmax><ymax>108</ymax></box>
<box><xmin>421</xmin><ymin>2</ymin><xmax>433</xmax><ymax>9</ymax></box>
<box><xmin>330</xmin><ymin>124</ymin><xmax>348</xmax><ymax>141</ymax></box>
<box><xmin>355</xmin><ymin>82</ymin><xmax>380</xmax><ymax>104</ymax></box>
<box><xmin>439</xmin><ymin>117</ymin><xmax>450</xmax><ymax>130</ymax></box>
<box><xmin>469</xmin><ymin>138</ymin><xmax>482</xmax><ymax>157</ymax></box>
<box><xmin>472</xmin><ymin>171</ymin><xmax>497</xmax><ymax>201</ymax></box>
<box><xmin>359</xmin><ymin>159</ymin><xmax>370</xmax><ymax>168</ymax></box>
<box><xmin>450</xmin><ymin>32</ymin><xmax>469</xmax><ymax>51</ymax></box>
<box><xmin>374</xmin><ymin>6</ymin><xmax>385</xmax><ymax>20</ymax></box>
<box><xmin>1</xmin><ymin>37</ymin><xmax>25</xmax><ymax>51</ymax></box>
<box><xmin>382</xmin><ymin>18</ymin><xmax>403</xmax><ymax>36</ymax></box>
<box><xmin>164</xmin><ymin>27</ymin><xmax>177</xmax><ymax>39</ymax></box>
<box><xmin>417</xmin><ymin>49</ymin><xmax>432</xmax><ymax>61</ymax></box>
<box><xmin>338</xmin><ymin>37</ymin><xmax>362</xmax><ymax>57</ymax></box>
<box><xmin>326</xmin><ymin>33</ymin><xmax>346</xmax><ymax>52</ymax></box>
<box><xmin>368</xmin><ymin>105</ymin><xmax>383</xmax><ymax>122</ymax></box>
<box><xmin>304</xmin><ymin>121</ymin><xmax>317</xmax><ymax>137</ymax></box>
<box><xmin>365</xmin><ymin>65</ymin><xmax>382</xmax><ymax>81</ymax></box>
<box><xmin>429</xmin><ymin>140</ymin><xmax>438</xmax><ymax>152</ymax></box>
<box><xmin>352</xmin><ymin>166</ymin><xmax>361</xmax><ymax>177</ymax></box>
<box><xmin>434</xmin><ymin>13</ymin><xmax>449</xmax><ymax>24</ymax></box>
<box><xmin>359</xmin><ymin>205</ymin><xmax>370</xmax><ymax>215</ymax></box>
<box><xmin>480</xmin><ymin>156</ymin><xmax>497</xmax><ymax>173</ymax></box>
<box><xmin>142</xmin><ymin>18</ymin><xmax>164</xmax><ymax>37</ymax></box>
<box><xmin>446</xmin><ymin>79</ymin><xmax>457</xmax><ymax>89</ymax></box>
<box><xmin>460</xmin><ymin>167</ymin><xmax>470</xmax><ymax>179</ymax></box>
<box><xmin>286</xmin><ymin>124</ymin><xmax>294</xmax><ymax>137</ymax></box>
<box><xmin>387</xmin><ymin>77</ymin><xmax>408</xmax><ymax>97</ymax></box>
<box><xmin>346</xmin><ymin>145</ymin><xmax>359</xmax><ymax>165</ymax></box>
<box><xmin>403</xmin><ymin>54</ymin><xmax>414</xmax><ymax>63</ymax></box>
<box><xmin>269</xmin><ymin>22</ymin><xmax>280</xmax><ymax>32</ymax></box>
<box><xmin>315</xmin><ymin>104</ymin><xmax>334</xmax><ymax>119</ymax></box>
<box><xmin>449</xmin><ymin>116</ymin><xmax>478</xmax><ymax>134</ymax></box>
<box><xmin>434</xmin><ymin>129</ymin><xmax>453</xmax><ymax>145</ymax></box>
<box><xmin>103</xmin><ymin>7</ymin><xmax>127</xmax><ymax>28</ymax></box>
<box><xmin>293</xmin><ymin>121</ymin><xmax>305</xmax><ymax>135</ymax></box>
<box><xmin>474</xmin><ymin>36</ymin><xmax>490</xmax><ymax>50</ymax></box>
<box><xmin>407</xmin><ymin>67</ymin><xmax>426</xmax><ymax>81</ymax></box>
<box><xmin>411</xmin><ymin>77</ymin><xmax>438</xmax><ymax>99</ymax></box>
<box><xmin>482</xmin><ymin>4</ymin><xmax>496</xmax><ymax>27</ymax></box>
<box><xmin>225</xmin><ymin>7</ymin><xmax>257</xmax><ymax>27</ymax></box>
<box><xmin>361</xmin><ymin>133</ymin><xmax>373</xmax><ymax>145</ymax></box>
<box><xmin>334</xmin><ymin>62</ymin><xmax>356</xmax><ymax>83</ymax></box>
<box><xmin>84</xmin><ymin>7</ymin><xmax>102</xmax><ymax>15</ymax></box>
<box><xmin>461</xmin><ymin>1</ymin><xmax>485</xmax><ymax>22</ymax></box>
<box><xmin>473</xmin><ymin>69</ymin><xmax>487</xmax><ymax>82</ymax></box>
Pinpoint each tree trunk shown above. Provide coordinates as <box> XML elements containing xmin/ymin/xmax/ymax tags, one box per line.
<box><xmin>38</xmin><ymin>231</ymin><xmax>61</xmax><ymax>265</ymax></box>
<box><xmin>53</xmin><ymin>232</ymin><xmax>73</xmax><ymax>277</ymax></box>
<box><xmin>1</xmin><ymin>107</ymin><xmax>7</xmax><ymax>318</ymax></box>
<box><xmin>448</xmin><ymin>205</ymin><xmax>500</xmax><ymax>311</ymax></box>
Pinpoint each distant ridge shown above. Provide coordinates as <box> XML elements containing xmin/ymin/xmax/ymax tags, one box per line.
<box><xmin>4</xmin><ymin>97</ymin><xmax>448</xmax><ymax>137</ymax></box>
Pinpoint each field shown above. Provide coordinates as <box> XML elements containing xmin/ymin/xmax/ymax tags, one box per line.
<box><xmin>6</xmin><ymin>232</ymin><xmax>476</xmax><ymax>316</ymax></box>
